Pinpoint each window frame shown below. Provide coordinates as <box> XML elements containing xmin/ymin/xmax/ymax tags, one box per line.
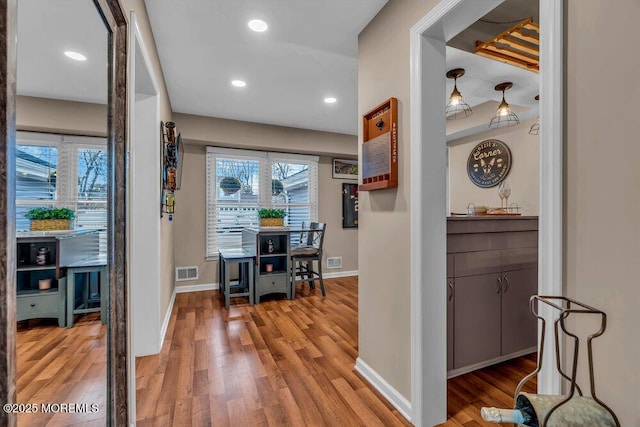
<box><xmin>205</xmin><ymin>146</ymin><xmax>319</xmax><ymax>259</ymax></box>
<box><xmin>16</xmin><ymin>131</ymin><xmax>108</xmax><ymax>232</ymax></box>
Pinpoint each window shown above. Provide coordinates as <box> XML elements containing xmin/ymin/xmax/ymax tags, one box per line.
<box><xmin>16</xmin><ymin>132</ymin><xmax>108</xmax><ymax>233</ymax></box>
<box><xmin>206</xmin><ymin>147</ymin><xmax>318</xmax><ymax>257</ymax></box>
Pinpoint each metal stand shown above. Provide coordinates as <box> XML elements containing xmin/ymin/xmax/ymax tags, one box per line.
<box><xmin>514</xmin><ymin>296</ymin><xmax>620</xmax><ymax>426</ymax></box>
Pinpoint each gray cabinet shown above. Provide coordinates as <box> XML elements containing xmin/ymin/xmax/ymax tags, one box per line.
<box><xmin>453</xmin><ymin>273</ymin><xmax>502</xmax><ymax>368</ymax></box>
<box><xmin>16</xmin><ymin>231</ymin><xmax>100</xmax><ymax>327</ymax></box>
<box><xmin>447</xmin><ymin>217</ymin><xmax>539</xmax><ymax>373</ymax></box>
<box><xmin>450</xmin><ymin>251</ymin><xmax>538</xmax><ymax>370</ymax></box>
<box><xmin>501</xmin><ymin>267</ymin><xmax>537</xmax><ymax>355</ymax></box>
<box><xmin>16</xmin><ymin>236</ymin><xmax>65</xmax><ymax>326</ymax></box>
<box><xmin>242</xmin><ymin>228</ymin><xmax>292</xmax><ymax>303</ymax></box>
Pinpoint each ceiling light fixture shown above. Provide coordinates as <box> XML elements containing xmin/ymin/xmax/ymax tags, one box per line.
<box><xmin>529</xmin><ymin>95</ymin><xmax>540</xmax><ymax>135</ymax></box>
<box><xmin>489</xmin><ymin>82</ymin><xmax>520</xmax><ymax>129</ymax></box>
<box><xmin>64</xmin><ymin>50</ymin><xmax>86</xmax><ymax>61</ymax></box>
<box><xmin>445</xmin><ymin>68</ymin><xmax>472</xmax><ymax>120</ymax></box>
<box><xmin>231</xmin><ymin>79</ymin><xmax>247</xmax><ymax>88</ymax></box>
<box><xmin>248</xmin><ymin>19</ymin><xmax>268</xmax><ymax>32</ymax></box>
<box><xmin>324</xmin><ymin>97</ymin><xmax>337</xmax><ymax>104</ymax></box>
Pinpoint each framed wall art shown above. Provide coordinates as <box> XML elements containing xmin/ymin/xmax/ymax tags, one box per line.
<box><xmin>360</xmin><ymin>97</ymin><xmax>398</xmax><ymax>191</ymax></box>
<box><xmin>332</xmin><ymin>158</ymin><xmax>358</xmax><ymax>179</ymax></box>
<box><xmin>342</xmin><ymin>183</ymin><xmax>358</xmax><ymax>228</ymax></box>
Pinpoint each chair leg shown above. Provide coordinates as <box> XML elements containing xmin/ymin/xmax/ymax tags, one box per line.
<box><xmin>290</xmin><ymin>259</ymin><xmax>296</xmax><ymax>299</ymax></box>
<box><xmin>317</xmin><ymin>258</ymin><xmax>325</xmax><ymax>297</ymax></box>
<box><xmin>306</xmin><ymin>261</ymin><xmax>315</xmax><ymax>289</ymax></box>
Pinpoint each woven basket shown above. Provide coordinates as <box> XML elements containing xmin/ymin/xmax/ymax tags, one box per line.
<box><xmin>30</xmin><ymin>219</ymin><xmax>71</xmax><ymax>231</ymax></box>
<box><xmin>260</xmin><ymin>218</ymin><xmax>284</xmax><ymax>227</ymax></box>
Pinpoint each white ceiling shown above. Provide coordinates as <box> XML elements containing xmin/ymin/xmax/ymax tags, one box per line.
<box><xmin>145</xmin><ymin>0</ymin><xmax>388</xmax><ymax>136</ymax></box>
<box><xmin>17</xmin><ymin>0</ymin><xmax>108</xmax><ymax>104</ymax></box>
<box><xmin>15</xmin><ymin>0</ymin><xmax>539</xmax><ymax>139</ymax></box>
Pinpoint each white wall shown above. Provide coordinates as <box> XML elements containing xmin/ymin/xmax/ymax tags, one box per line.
<box><xmin>448</xmin><ymin>117</ymin><xmax>539</xmax><ymax>215</ymax></box>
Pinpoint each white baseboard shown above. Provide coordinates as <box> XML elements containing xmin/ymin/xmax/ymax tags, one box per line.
<box><xmin>175</xmin><ymin>282</ymin><xmax>219</xmax><ymax>293</ymax></box>
<box><xmin>159</xmin><ymin>287</ymin><xmax>177</xmax><ymax>352</ymax></box>
<box><xmin>323</xmin><ymin>270</ymin><xmax>358</xmax><ymax>279</ymax></box>
<box><xmin>354</xmin><ymin>357</ymin><xmax>411</xmax><ymax>422</ymax></box>
<box><xmin>447</xmin><ymin>347</ymin><xmax>538</xmax><ymax>379</ymax></box>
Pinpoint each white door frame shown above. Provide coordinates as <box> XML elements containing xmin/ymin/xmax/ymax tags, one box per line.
<box><xmin>409</xmin><ymin>0</ymin><xmax>563</xmax><ymax>425</ymax></box>
<box><xmin>127</xmin><ymin>11</ymin><xmax>162</xmax><ymax>427</ymax></box>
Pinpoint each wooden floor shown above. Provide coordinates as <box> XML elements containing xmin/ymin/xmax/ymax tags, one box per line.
<box><xmin>16</xmin><ymin>313</ymin><xmax>106</xmax><ymax>427</ymax></box>
<box><xmin>136</xmin><ymin>276</ymin><xmax>410</xmax><ymax>426</ymax></box>
<box><xmin>439</xmin><ymin>353</ymin><xmax>537</xmax><ymax>426</ymax></box>
<box><xmin>15</xmin><ymin>276</ymin><xmax>536</xmax><ymax>426</ymax></box>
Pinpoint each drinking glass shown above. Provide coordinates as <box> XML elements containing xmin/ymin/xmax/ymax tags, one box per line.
<box><xmin>498</xmin><ymin>183</ymin><xmax>505</xmax><ymax>208</ymax></box>
<box><xmin>502</xmin><ymin>182</ymin><xmax>511</xmax><ymax>207</ymax></box>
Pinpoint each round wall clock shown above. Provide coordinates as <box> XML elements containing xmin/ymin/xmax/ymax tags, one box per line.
<box><xmin>467</xmin><ymin>139</ymin><xmax>512</xmax><ymax>188</ymax></box>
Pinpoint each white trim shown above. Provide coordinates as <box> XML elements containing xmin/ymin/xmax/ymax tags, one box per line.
<box><xmin>354</xmin><ymin>358</ymin><xmax>412</xmax><ymax>422</ymax></box>
<box><xmin>159</xmin><ymin>286</ymin><xmax>177</xmax><ymax>351</ymax></box>
<box><xmin>447</xmin><ymin>347</ymin><xmax>537</xmax><ymax>379</ymax></box>
<box><xmin>408</xmin><ymin>0</ymin><xmax>567</xmax><ymax>425</ymax></box>
<box><xmin>175</xmin><ymin>282</ymin><xmax>220</xmax><ymax>293</ymax></box>
<box><xmin>538</xmin><ymin>0</ymin><xmax>564</xmax><ymax>396</ymax></box>
<box><xmin>322</xmin><ymin>270</ymin><xmax>358</xmax><ymax>279</ymax></box>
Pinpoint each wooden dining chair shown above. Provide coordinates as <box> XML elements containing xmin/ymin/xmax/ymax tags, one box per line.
<box><xmin>290</xmin><ymin>222</ymin><xmax>326</xmax><ymax>298</ymax></box>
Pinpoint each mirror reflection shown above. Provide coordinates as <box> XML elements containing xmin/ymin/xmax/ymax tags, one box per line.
<box><xmin>16</xmin><ymin>0</ymin><xmax>109</xmax><ymax>425</ymax></box>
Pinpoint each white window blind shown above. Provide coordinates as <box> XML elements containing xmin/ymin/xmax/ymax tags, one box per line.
<box><xmin>206</xmin><ymin>147</ymin><xmax>318</xmax><ymax>258</ymax></box>
<box><xmin>16</xmin><ymin>132</ymin><xmax>108</xmax><ymax>249</ymax></box>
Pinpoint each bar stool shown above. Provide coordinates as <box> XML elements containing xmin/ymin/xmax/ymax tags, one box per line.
<box><xmin>218</xmin><ymin>248</ymin><xmax>255</xmax><ymax>309</ymax></box>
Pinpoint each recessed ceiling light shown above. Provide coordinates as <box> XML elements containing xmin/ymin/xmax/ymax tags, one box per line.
<box><xmin>231</xmin><ymin>79</ymin><xmax>247</xmax><ymax>88</ymax></box>
<box><xmin>248</xmin><ymin>19</ymin><xmax>268</xmax><ymax>32</ymax></box>
<box><xmin>64</xmin><ymin>50</ymin><xmax>86</xmax><ymax>61</ymax></box>
<box><xmin>324</xmin><ymin>97</ymin><xmax>337</xmax><ymax>104</ymax></box>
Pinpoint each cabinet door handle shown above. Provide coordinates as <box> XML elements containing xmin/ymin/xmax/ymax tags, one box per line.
<box><xmin>496</xmin><ymin>275</ymin><xmax>502</xmax><ymax>294</ymax></box>
<box><xmin>503</xmin><ymin>274</ymin><xmax>510</xmax><ymax>293</ymax></box>
<box><xmin>30</xmin><ymin>303</ymin><xmax>36</xmax><ymax>307</ymax></box>
<box><xmin>447</xmin><ymin>280</ymin><xmax>454</xmax><ymax>301</ymax></box>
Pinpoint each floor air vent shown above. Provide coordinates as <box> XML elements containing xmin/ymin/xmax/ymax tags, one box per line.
<box><xmin>326</xmin><ymin>257</ymin><xmax>342</xmax><ymax>269</ymax></box>
<box><xmin>176</xmin><ymin>266</ymin><xmax>199</xmax><ymax>281</ymax></box>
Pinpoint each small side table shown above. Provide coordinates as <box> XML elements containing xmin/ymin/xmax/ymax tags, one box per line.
<box><xmin>66</xmin><ymin>255</ymin><xmax>107</xmax><ymax>328</ymax></box>
<box><xmin>218</xmin><ymin>248</ymin><xmax>255</xmax><ymax>309</ymax></box>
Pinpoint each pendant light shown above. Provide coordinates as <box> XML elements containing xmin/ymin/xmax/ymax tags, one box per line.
<box><xmin>445</xmin><ymin>68</ymin><xmax>473</xmax><ymax>120</ymax></box>
<box><xmin>529</xmin><ymin>95</ymin><xmax>540</xmax><ymax>135</ymax></box>
<box><xmin>489</xmin><ymin>82</ymin><xmax>520</xmax><ymax>128</ymax></box>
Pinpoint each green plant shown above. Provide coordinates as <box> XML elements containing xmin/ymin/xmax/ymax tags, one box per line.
<box><xmin>258</xmin><ymin>208</ymin><xmax>286</xmax><ymax>219</ymax></box>
<box><xmin>25</xmin><ymin>207</ymin><xmax>75</xmax><ymax>220</ymax></box>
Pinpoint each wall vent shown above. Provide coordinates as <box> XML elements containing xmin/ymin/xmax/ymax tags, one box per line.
<box><xmin>176</xmin><ymin>266</ymin><xmax>199</xmax><ymax>281</ymax></box>
<box><xmin>326</xmin><ymin>257</ymin><xmax>342</xmax><ymax>269</ymax></box>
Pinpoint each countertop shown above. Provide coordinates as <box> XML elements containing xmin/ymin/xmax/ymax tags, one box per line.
<box><xmin>447</xmin><ymin>215</ymin><xmax>539</xmax><ymax>221</ymax></box>
<box><xmin>16</xmin><ymin>229</ymin><xmax>99</xmax><ymax>239</ymax></box>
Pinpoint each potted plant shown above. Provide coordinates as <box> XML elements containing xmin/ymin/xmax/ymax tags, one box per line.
<box><xmin>258</xmin><ymin>208</ymin><xmax>287</xmax><ymax>227</ymax></box>
<box><xmin>25</xmin><ymin>207</ymin><xmax>75</xmax><ymax>231</ymax></box>
<box><xmin>220</xmin><ymin>176</ymin><xmax>241</xmax><ymax>195</ymax></box>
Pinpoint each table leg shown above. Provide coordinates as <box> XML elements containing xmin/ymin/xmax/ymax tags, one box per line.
<box><xmin>66</xmin><ymin>269</ymin><xmax>75</xmax><ymax>328</ymax></box>
<box><xmin>100</xmin><ymin>266</ymin><xmax>107</xmax><ymax>324</ymax></box>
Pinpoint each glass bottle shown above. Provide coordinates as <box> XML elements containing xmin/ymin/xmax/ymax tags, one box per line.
<box><xmin>481</xmin><ymin>405</ymin><xmax>538</xmax><ymax>426</ymax></box>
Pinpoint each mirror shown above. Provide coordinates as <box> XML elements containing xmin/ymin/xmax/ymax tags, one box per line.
<box><xmin>15</xmin><ymin>0</ymin><xmax>108</xmax><ymax>425</ymax></box>
<box><xmin>0</xmin><ymin>0</ymin><xmax>128</xmax><ymax>425</ymax></box>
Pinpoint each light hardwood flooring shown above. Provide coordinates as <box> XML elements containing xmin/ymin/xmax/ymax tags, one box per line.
<box><xmin>136</xmin><ymin>276</ymin><xmax>410</xmax><ymax>426</ymax></box>
<box><xmin>16</xmin><ymin>313</ymin><xmax>106</xmax><ymax>426</ymax></box>
<box><xmin>15</xmin><ymin>276</ymin><xmax>536</xmax><ymax>426</ymax></box>
<box><xmin>440</xmin><ymin>353</ymin><xmax>537</xmax><ymax>426</ymax></box>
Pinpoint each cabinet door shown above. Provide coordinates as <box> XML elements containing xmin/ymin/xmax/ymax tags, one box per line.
<box><xmin>501</xmin><ymin>268</ymin><xmax>538</xmax><ymax>355</ymax></box>
<box><xmin>447</xmin><ymin>278</ymin><xmax>454</xmax><ymax>371</ymax></box>
<box><xmin>454</xmin><ymin>273</ymin><xmax>501</xmax><ymax>369</ymax></box>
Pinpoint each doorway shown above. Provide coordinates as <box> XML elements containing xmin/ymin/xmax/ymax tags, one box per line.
<box><xmin>409</xmin><ymin>0</ymin><xmax>564</xmax><ymax>425</ymax></box>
